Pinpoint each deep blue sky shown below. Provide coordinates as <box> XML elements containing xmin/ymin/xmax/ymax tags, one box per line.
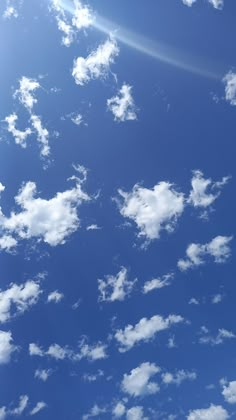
<box><xmin>0</xmin><ymin>1</ymin><xmax>235</xmax><ymax>419</ymax></box>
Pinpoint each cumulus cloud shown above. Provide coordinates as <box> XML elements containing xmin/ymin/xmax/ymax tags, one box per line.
<box><xmin>107</xmin><ymin>84</ymin><xmax>137</xmax><ymax>122</ymax></box>
<box><xmin>162</xmin><ymin>370</ymin><xmax>196</xmax><ymax>386</ymax></box>
<box><xmin>113</xmin><ymin>402</ymin><xmax>126</xmax><ymax>418</ymax></box>
<box><xmin>0</xmin><ymin>280</ymin><xmax>41</xmax><ymax>323</ymax></box>
<box><xmin>29</xmin><ymin>339</ymin><xmax>107</xmax><ymax>362</ymax></box>
<box><xmin>115</xmin><ymin>314</ymin><xmax>184</xmax><ymax>352</ymax></box>
<box><xmin>15</xmin><ymin>76</ymin><xmax>40</xmax><ymax>111</ymax></box>
<box><xmin>4</xmin><ymin>114</ymin><xmax>31</xmax><ymax>148</ymax></box>
<box><xmin>122</xmin><ymin>362</ymin><xmax>160</xmax><ymax>397</ymax></box>
<box><xmin>187</xmin><ymin>404</ymin><xmax>229</xmax><ymax>420</ymax></box>
<box><xmin>3</xmin><ymin>0</ymin><xmax>21</xmax><ymax>19</ymax></box>
<box><xmin>126</xmin><ymin>406</ymin><xmax>148</xmax><ymax>420</ymax></box>
<box><xmin>72</xmin><ymin>38</ymin><xmax>119</xmax><ymax>85</ymax></box>
<box><xmin>34</xmin><ymin>369</ymin><xmax>52</xmax><ymax>382</ymax></box>
<box><xmin>199</xmin><ymin>326</ymin><xmax>235</xmax><ymax>346</ymax></box>
<box><xmin>188</xmin><ymin>170</ymin><xmax>229</xmax><ymax>210</ymax></box>
<box><xmin>51</xmin><ymin>0</ymin><xmax>94</xmax><ymax>47</ymax></box>
<box><xmin>47</xmin><ymin>290</ymin><xmax>64</xmax><ymax>303</ymax></box>
<box><xmin>223</xmin><ymin>71</ymin><xmax>236</xmax><ymax>106</ymax></box>
<box><xmin>0</xmin><ymin>172</ymin><xmax>90</xmax><ymax>248</ymax></box>
<box><xmin>177</xmin><ymin>236</ymin><xmax>233</xmax><ymax>271</ymax></box>
<box><xmin>0</xmin><ymin>330</ymin><xmax>16</xmax><ymax>364</ymax></box>
<box><xmin>11</xmin><ymin>395</ymin><xmax>29</xmax><ymax>416</ymax></box>
<box><xmin>29</xmin><ymin>402</ymin><xmax>47</xmax><ymax>416</ymax></box>
<box><xmin>118</xmin><ymin>182</ymin><xmax>184</xmax><ymax>242</ymax></box>
<box><xmin>30</xmin><ymin>114</ymin><xmax>50</xmax><ymax>157</ymax></box>
<box><xmin>82</xmin><ymin>404</ymin><xmax>107</xmax><ymax>420</ymax></box>
<box><xmin>182</xmin><ymin>0</ymin><xmax>224</xmax><ymax>8</ymax></box>
<box><xmin>222</xmin><ymin>380</ymin><xmax>236</xmax><ymax>404</ymax></box>
<box><xmin>98</xmin><ymin>267</ymin><xmax>137</xmax><ymax>302</ymax></box>
<box><xmin>143</xmin><ymin>273</ymin><xmax>173</xmax><ymax>294</ymax></box>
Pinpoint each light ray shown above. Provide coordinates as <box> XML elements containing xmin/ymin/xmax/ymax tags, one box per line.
<box><xmin>56</xmin><ymin>0</ymin><xmax>221</xmax><ymax>80</ymax></box>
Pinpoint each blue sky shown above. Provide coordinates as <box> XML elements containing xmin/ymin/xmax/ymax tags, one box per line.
<box><xmin>0</xmin><ymin>0</ymin><xmax>236</xmax><ymax>419</ymax></box>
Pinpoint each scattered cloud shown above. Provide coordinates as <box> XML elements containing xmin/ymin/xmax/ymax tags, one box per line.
<box><xmin>83</xmin><ymin>369</ymin><xmax>104</xmax><ymax>382</ymax></box>
<box><xmin>0</xmin><ymin>172</ymin><xmax>90</xmax><ymax>248</ymax></box>
<box><xmin>182</xmin><ymin>0</ymin><xmax>224</xmax><ymax>9</ymax></box>
<box><xmin>161</xmin><ymin>370</ymin><xmax>196</xmax><ymax>386</ymax></box>
<box><xmin>115</xmin><ymin>314</ymin><xmax>184</xmax><ymax>352</ymax></box>
<box><xmin>11</xmin><ymin>395</ymin><xmax>29</xmax><ymax>416</ymax></box>
<box><xmin>222</xmin><ymin>380</ymin><xmax>236</xmax><ymax>404</ymax></box>
<box><xmin>98</xmin><ymin>267</ymin><xmax>137</xmax><ymax>303</ymax></box>
<box><xmin>199</xmin><ymin>326</ymin><xmax>235</xmax><ymax>346</ymax></box>
<box><xmin>178</xmin><ymin>235</ymin><xmax>233</xmax><ymax>271</ymax></box>
<box><xmin>118</xmin><ymin>182</ymin><xmax>184</xmax><ymax>242</ymax></box>
<box><xmin>107</xmin><ymin>84</ymin><xmax>137</xmax><ymax>122</ymax></box>
<box><xmin>0</xmin><ymin>330</ymin><xmax>17</xmax><ymax>364</ymax></box>
<box><xmin>113</xmin><ymin>402</ymin><xmax>126</xmax><ymax>418</ymax></box>
<box><xmin>126</xmin><ymin>406</ymin><xmax>148</xmax><ymax>420</ymax></box>
<box><xmin>72</xmin><ymin>38</ymin><xmax>119</xmax><ymax>86</ymax></box>
<box><xmin>82</xmin><ymin>404</ymin><xmax>107</xmax><ymax>420</ymax></box>
<box><xmin>29</xmin><ymin>402</ymin><xmax>47</xmax><ymax>416</ymax></box>
<box><xmin>0</xmin><ymin>280</ymin><xmax>41</xmax><ymax>323</ymax></box>
<box><xmin>47</xmin><ymin>290</ymin><xmax>64</xmax><ymax>303</ymax></box>
<box><xmin>4</xmin><ymin>114</ymin><xmax>31</xmax><ymax>148</ymax></box>
<box><xmin>187</xmin><ymin>404</ymin><xmax>229</xmax><ymax>420</ymax></box>
<box><xmin>34</xmin><ymin>369</ymin><xmax>52</xmax><ymax>382</ymax></box>
<box><xmin>122</xmin><ymin>362</ymin><xmax>160</xmax><ymax>397</ymax></box>
<box><xmin>143</xmin><ymin>273</ymin><xmax>173</xmax><ymax>294</ymax></box>
<box><xmin>223</xmin><ymin>71</ymin><xmax>236</xmax><ymax>106</ymax></box>
<box><xmin>15</xmin><ymin>76</ymin><xmax>40</xmax><ymax>111</ymax></box>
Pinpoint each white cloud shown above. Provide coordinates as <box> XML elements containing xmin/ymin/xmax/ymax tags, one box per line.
<box><xmin>182</xmin><ymin>0</ymin><xmax>223</xmax><ymax>8</ymax></box>
<box><xmin>199</xmin><ymin>327</ymin><xmax>235</xmax><ymax>346</ymax></box>
<box><xmin>178</xmin><ymin>236</ymin><xmax>233</xmax><ymax>271</ymax></box>
<box><xmin>188</xmin><ymin>170</ymin><xmax>229</xmax><ymax>209</ymax></box>
<box><xmin>3</xmin><ymin>0</ymin><xmax>20</xmax><ymax>19</ymax></box>
<box><xmin>86</xmin><ymin>224</ymin><xmax>101</xmax><ymax>231</ymax></box>
<box><xmin>30</xmin><ymin>402</ymin><xmax>47</xmax><ymax>416</ymax></box>
<box><xmin>0</xmin><ymin>407</ymin><xmax>6</xmax><ymax>420</ymax></box>
<box><xmin>182</xmin><ymin>0</ymin><xmax>197</xmax><ymax>5</ymax></box>
<box><xmin>223</xmin><ymin>71</ymin><xmax>236</xmax><ymax>106</ymax></box>
<box><xmin>34</xmin><ymin>369</ymin><xmax>52</xmax><ymax>382</ymax></box>
<box><xmin>143</xmin><ymin>273</ymin><xmax>173</xmax><ymax>294</ymax></box>
<box><xmin>30</xmin><ymin>114</ymin><xmax>50</xmax><ymax>157</ymax></box>
<box><xmin>126</xmin><ymin>406</ymin><xmax>147</xmax><ymax>420</ymax></box>
<box><xmin>4</xmin><ymin>114</ymin><xmax>31</xmax><ymax>148</ymax></box>
<box><xmin>98</xmin><ymin>267</ymin><xmax>137</xmax><ymax>302</ymax></box>
<box><xmin>47</xmin><ymin>290</ymin><xmax>64</xmax><ymax>303</ymax></box>
<box><xmin>11</xmin><ymin>395</ymin><xmax>29</xmax><ymax>416</ymax></box>
<box><xmin>107</xmin><ymin>84</ymin><xmax>137</xmax><ymax>122</ymax></box>
<box><xmin>189</xmin><ymin>298</ymin><xmax>200</xmax><ymax>305</ymax></box>
<box><xmin>162</xmin><ymin>370</ymin><xmax>196</xmax><ymax>386</ymax></box>
<box><xmin>222</xmin><ymin>380</ymin><xmax>236</xmax><ymax>404</ymax></box>
<box><xmin>83</xmin><ymin>369</ymin><xmax>104</xmax><ymax>382</ymax></box>
<box><xmin>187</xmin><ymin>404</ymin><xmax>229</xmax><ymax>420</ymax></box>
<box><xmin>51</xmin><ymin>0</ymin><xmax>94</xmax><ymax>47</ymax></box>
<box><xmin>0</xmin><ymin>235</ymin><xmax>17</xmax><ymax>252</ymax></box>
<box><xmin>0</xmin><ymin>330</ymin><xmax>16</xmax><ymax>364</ymax></box>
<box><xmin>15</xmin><ymin>77</ymin><xmax>40</xmax><ymax>111</ymax></box>
<box><xmin>0</xmin><ymin>174</ymin><xmax>90</xmax><ymax>248</ymax></box>
<box><xmin>122</xmin><ymin>362</ymin><xmax>160</xmax><ymax>397</ymax></box>
<box><xmin>82</xmin><ymin>404</ymin><xmax>107</xmax><ymax>420</ymax></box>
<box><xmin>211</xmin><ymin>293</ymin><xmax>223</xmax><ymax>304</ymax></box>
<box><xmin>71</xmin><ymin>113</ymin><xmax>83</xmax><ymax>126</ymax></box>
<box><xmin>118</xmin><ymin>182</ymin><xmax>184</xmax><ymax>242</ymax></box>
<box><xmin>72</xmin><ymin>38</ymin><xmax>119</xmax><ymax>86</ymax></box>
<box><xmin>115</xmin><ymin>314</ymin><xmax>184</xmax><ymax>352</ymax></box>
<box><xmin>113</xmin><ymin>402</ymin><xmax>126</xmax><ymax>418</ymax></box>
<box><xmin>29</xmin><ymin>339</ymin><xmax>107</xmax><ymax>362</ymax></box>
<box><xmin>0</xmin><ymin>280</ymin><xmax>41</xmax><ymax>323</ymax></box>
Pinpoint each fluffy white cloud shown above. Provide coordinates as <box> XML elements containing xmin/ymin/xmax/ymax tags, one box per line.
<box><xmin>51</xmin><ymin>0</ymin><xmax>94</xmax><ymax>47</ymax></box>
<box><xmin>122</xmin><ymin>362</ymin><xmax>160</xmax><ymax>397</ymax></box>
<box><xmin>0</xmin><ymin>330</ymin><xmax>16</xmax><ymax>364</ymax></box>
<box><xmin>15</xmin><ymin>76</ymin><xmax>40</xmax><ymax>111</ymax></box>
<box><xmin>4</xmin><ymin>114</ymin><xmax>31</xmax><ymax>148</ymax></box>
<box><xmin>118</xmin><ymin>182</ymin><xmax>184</xmax><ymax>242</ymax></box>
<box><xmin>72</xmin><ymin>38</ymin><xmax>119</xmax><ymax>85</ymax></box>
<box><xmin>98</xmin><ymin>267</ymin><xmax>137</xmax><ymax>302</ymax></box>
<box><xmin>0</xmin><ymin>235</ymin><xmax>17</xmax><ymax>252</ymax></box>
<box><xmin>107</xmin><ymin>84</ymin><xmax>137</xmax><ymax>122</ymax></box>
<box><xmin>162</xmin><ymin>370</ymin><xmax>196</xmax><ymax>386</ymax></box>
<box><xmin>143</xmin><ymin>273</ymin><xmax>173</xmax><ymax>294</ymax></box>
<box><xmin>222</xmin><ymin>380</ymin><xmax>236</xmax><ymax>404</ymax></box>
<box><xmin>47</xmin><ymin>290</ymin><xmax>64</xmax><ymax>303</ymax></box>
<box><xmin>199</xmin><ymin>327</ymin><xmax>235</xmax><ymax>346</ymax></box>
<box><xmin>11</xmin><ymin>395</ymin><xmax>29</xmax><ymax>416</ymax></box>
<box><xmin>0</xmin><ymin>172</ymin><xmax>90</xmax><ymax>248</ymax></box>
<box><xmin>29</xmin><ymin>339</ymin><xmax>107</xmax><ymax>362</ymax></box>
<box><xmin>82</xmin><ymin>404</ymin><xmax>107</xmax><ymax>420</ymax></box>
<box><xmin>211</xmin><ymin>293</ymin><xmax>223</xmax><ymax>304</ymax></box>
<box><xmin>178</xmin><ymin>236</ymin><xmax>233</xmax><ymax>271</ymax></box>
<box><xmin>182</xmin><ymin>0</ymin><xmax>223</xmax><ymax>8</ymax></box>
<box><xmin>30</xmin><ymin>114</ymin><xmax>50</xmax><ymax>157</ymax></box>
<box><xmin>188</xmin><ymin>170</ymin><xmax>229</xmax><ymax>209</ymax></box>
<box><xmin>115</xmin><ymin>314</ymin><xmax>184</xmax><ymax>352</ymax></box>
<box><xmin>126</xmin><ymin>406</ymin><xmax>147</xmax><ymax>420</ymax></box>
<box><xmin>223</xmin><ymin>71</ymin><xmax>236</xmax><ymax>106</ymax></box>
<box><xmin>187</xmin><ymin>404</ymin><xmax>229</xmax><ymax>420</ymax></box>
<box><xmin>3</xmin><ymin>0</ymin><xmax>20</xmax><ymax>19</ymax></box>
<box><xmin>30</xmin><ymin>402</ymin><xmax>47</xmax><ymax>416</ymax></box>
<box><xmin>0</xmin><ymin>280</ymin><xmax>41</xmax><ymax>323</ymax></box>
<box><xmin>113</xmin><ymin>402</ymin><xmax>126</xmax><ymax>418</ymax></box>
<box><xmin>34</xmin><ymin>369</ymin><xmax>52</xmax><ymax>382</ymax></box>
